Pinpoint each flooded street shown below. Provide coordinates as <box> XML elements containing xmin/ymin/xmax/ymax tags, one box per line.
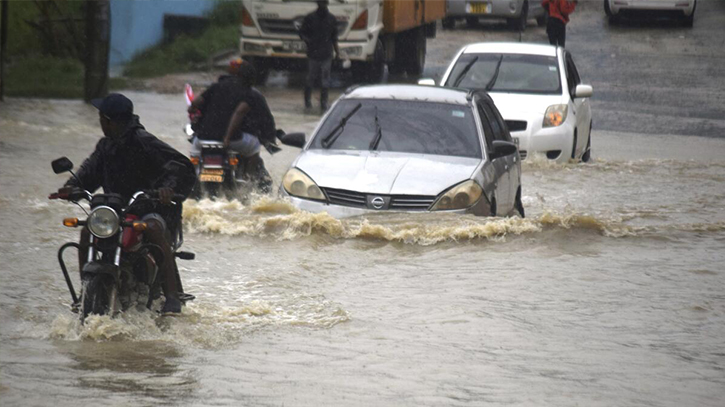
<box><xmin>2</xmin><ymin>3</ymin><xmax>725</xmax><ymax>406</ymax></box>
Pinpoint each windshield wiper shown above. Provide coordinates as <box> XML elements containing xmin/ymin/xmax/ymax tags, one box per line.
<box><xmin>452</xmin><ymin>56</ymin><xmax>478</xmax><ymax>87</ymax></box>
<box><xmin>485</xmin><ymin>55</ymin><xmax>504</xmax><ymax>91</ymax></box>
<box><xmin>369</xmin><ymin>106</ymin><xmax>383</xmax><ymax>151</ymax></box>
<box><xmin>321</xmin><ymin>102</ymin><xmax>362</xmax><ymax>149</ymax></box>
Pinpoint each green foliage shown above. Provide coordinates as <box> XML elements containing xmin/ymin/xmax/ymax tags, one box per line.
<box><xmin>4</xmin><ymin>0</ymin><xmax>85</xmax><ymax>58</ymax></box>
<box><xmin>123</xmin><ymin>25</ymin><xmax>238</xmax><ymax>78</ymax></box>
<box><xmin>205</xmin><ymin>0</ymin><xmax>242</xmax><ymax>26</ymax></box>
<box><xmin>4</xmin><ymin>57</ymin><xmax>84</xmax><ymax>98</ymax></box>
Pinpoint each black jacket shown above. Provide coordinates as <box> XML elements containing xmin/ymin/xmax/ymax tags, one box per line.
<box><xmin>65</xmin><ymin>116</ymin><xmax>196</xmax><ymax>203</ymax></box>
<box><xmin>196</xmin><ymin>76</ymin><xmax>276</xmax><ymax>144</ymax></box>
<box><xmin>299</xmin><ymin>8</ymin><xmax>338</xmax><ymax>61</ymax></box>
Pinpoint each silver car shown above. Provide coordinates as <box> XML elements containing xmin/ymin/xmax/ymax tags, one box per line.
<box><xmin>280</xmin><ymin>85</ymin><xmax>524</xmax><ymax>219</ymax></box>
<box><xmin>443</xmin><ymin>0</ymin><xmax>548</xmax><ymax>31</ymax></box>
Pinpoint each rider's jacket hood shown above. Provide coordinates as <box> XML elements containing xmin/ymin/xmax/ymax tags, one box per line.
<box><xmin>65</xmin><ymin>115</ymin><xmax>196</xmax><ymax>202</ymax></box>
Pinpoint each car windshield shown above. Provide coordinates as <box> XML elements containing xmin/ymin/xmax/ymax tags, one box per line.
<box><xmin>310</xmin><ymin>99</ymin><xmax>481</xmax><ymax>158</ymax></box>
<box><xmin>445</xmin><ymin>53</ymin><xmax>562</xmax><ymax>94</ymax></box>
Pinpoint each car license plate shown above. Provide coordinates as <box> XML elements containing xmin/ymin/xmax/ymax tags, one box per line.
<box><xmin>200</xmin><ymin>173</ymin><xmax>223</xmax><ymax>183</ymax></box>
<box><xmin>282</xmin><ymin>41</ymin><xmax>306</xmax><ymax>52</ymax></box>
<box><xmin>466</xmin><ymin>2</ymin><xmax>491</xmax><ymax>14</ymax></box>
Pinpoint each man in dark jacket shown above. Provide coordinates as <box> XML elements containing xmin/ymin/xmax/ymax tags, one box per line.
<box><xmin>542</xmin><ymin>0</ymin><xmax>577</xmax><ymax>47</ymax></box>
<box><xmin>57</xmin><ymin>93</ymin><xmax>196</xmax><ymax>313</ymax></box>
<box><xmin>299</xmin><ymin>0</ymin><xmax>340</xmax><ymax>111</ymax></box>
<box><xmin>189</xmin><ymin>59</ymin><xmax>277</xmax><ymax>187</ymax></box>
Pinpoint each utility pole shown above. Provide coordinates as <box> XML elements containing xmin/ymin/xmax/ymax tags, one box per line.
<box><xmin>84</xmin><ymin>0</ymin><xmax>110</xmax><ymax>102</ymax></box>
<box><xmin>1</xmin><ymin>0</ymin><xmax>9</xmax><ymax>101</ymax></box>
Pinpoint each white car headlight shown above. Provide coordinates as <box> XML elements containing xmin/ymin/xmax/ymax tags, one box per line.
<box><xmin>543</xmin><ymin>104</ymin><xmax>568</xmax><ymax>128</ymax></box>
<box><xmin>431</xmin><ymin>180</ymin><xmax>483</xmax><ymax>211</ymax></box>
<box><xmin>282</xmin><ymin>168</ymin><xmax>326</xmax><ymax>201</ymax></box>
<box><xmin>87</xmin><ymin>206</ymin><xmax>120</xmax><ymax>238</ymax></box>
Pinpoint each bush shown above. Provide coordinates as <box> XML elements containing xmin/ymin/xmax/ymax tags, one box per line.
<box><xmin>5</xmin><ymin>56</ymin><xmax>84</xmax><ymax>98</ymax></box>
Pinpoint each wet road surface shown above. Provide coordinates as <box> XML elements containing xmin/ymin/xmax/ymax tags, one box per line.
<box><xmin>1</xmin><ymin>2</ymin><xmax>725</xmax><ymax>406</ymax></box>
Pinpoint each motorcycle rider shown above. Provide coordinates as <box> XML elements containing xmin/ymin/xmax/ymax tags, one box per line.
<box><xmin>55</xmin><ymin>93</ymin><xmax>196</xmax><ymax>314</ymax></box>
<box><xmin>188</xmin><ymin>58</ymin><xmax>279</xmax><ymax>190</ymax></box>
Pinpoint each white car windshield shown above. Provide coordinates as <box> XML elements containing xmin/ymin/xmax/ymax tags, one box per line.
<box><xmin>446</xmin><ymin>53</ymin><xmax>562</xmax><ymax>95</ymax></box>
<box><xmin>311</xmin><ymin>99</ymin><xmax>482</xmax><ymax>159</ymax></box>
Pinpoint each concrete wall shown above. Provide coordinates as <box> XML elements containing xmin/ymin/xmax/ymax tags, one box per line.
<box><xmin>110</xmin><ymin>0</ymin><xmax>217</xmax><ymax>66</ymax></box>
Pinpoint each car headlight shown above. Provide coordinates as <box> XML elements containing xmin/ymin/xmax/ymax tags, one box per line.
<box><xmin>543</xmin><ymin>104</ymin><xmax>568</xmax><ymax>128</ymax></box>
<box><xmin>87</xmin><ymin>206</ymin><xmax>120</xmax><ymax>238</ymax></box>
<box><xmin>431</xmin><ymin>180</ymin><xmax>483</xmax><ymax>211</ymax></box>
<box><xmin>282</xmin><ymin>168</ymin><xmax>326</xmax><ymax>201</ymax></box>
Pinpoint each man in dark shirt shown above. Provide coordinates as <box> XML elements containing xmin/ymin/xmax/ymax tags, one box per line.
<box><xmin>189</xmin><ymin>59</ymin><xmax>278</xmax><ymax>185</ymax></box>
<box><xmin>57</xmin><ymin>93</ymin><xmax>196</xmax><ymax>314</ymax></box>
<box><xmin>299</xmin><ymin>0</ymin><xmax>340</xmax><ymax>111</ymax></box>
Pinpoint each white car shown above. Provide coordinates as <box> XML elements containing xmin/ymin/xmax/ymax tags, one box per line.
<box><xmin>280</xmin><ymin>85</ymin><xmax>524</xmax><ymax>219</ymax></box>
<box><xmin>604</xmin><ymin>0</ymin><xmax>697</xmax><ymax>27</ymax></box>
<box><xmin>435</xmin><ymin>42</ymin><xmax>593</xmax><ymax>163</ymax></box>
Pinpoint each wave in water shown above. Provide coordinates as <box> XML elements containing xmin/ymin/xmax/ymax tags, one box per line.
<box><xmin>182</xmin><ymin>198</ymin><xmax>725</xmax><ymax>244</ymax></box>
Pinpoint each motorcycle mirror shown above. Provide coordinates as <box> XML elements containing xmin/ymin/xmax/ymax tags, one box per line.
<box><xmin>279</xmin><ymin>132</ymin><xmax>306</xmax><ymax>148</ymax></box>
<box><xmin>52</xmin><ymin>157</ymin><xmax>74</xmax><ymax>174</ymax></box>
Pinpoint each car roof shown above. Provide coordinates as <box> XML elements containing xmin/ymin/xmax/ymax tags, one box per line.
<box><xmin>461</xmin><ymin>42</ymin><xmax>558</xmax><ymax>58</ymax></box>
<box><xmin>343</xmin><ymin>84</ymin><xmax>472</xmax><ymax>105</ymax></box>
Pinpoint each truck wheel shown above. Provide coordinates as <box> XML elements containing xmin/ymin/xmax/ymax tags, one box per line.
<box><xmin>442</xmin><ymin>17</ymin><xmax>455</xmax><ymax>29</ymax></box>
<box><xmin>351</xmin><ymin>39</ymin><xmax>385</xmax><ymax>83</ymax></box>
<box><xmin>406</xmin><ymin>27</ymin><xmax>426</xmax><ymax>76</ymax></box>
<box><xmin>508</xmin><ymin>1</ymin><xmax>528</xmax><ymax>32</ymax></box>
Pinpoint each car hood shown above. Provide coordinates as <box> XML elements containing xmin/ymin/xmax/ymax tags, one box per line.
<box><xmin>294</xmin><ymin>150</ymin><xmax>480</xmax><ymax>196</ymax></box>
<box><xmin>489</xmin><ymin>92</ymin><xmax>566</xmax><ymax>120</ymax></box>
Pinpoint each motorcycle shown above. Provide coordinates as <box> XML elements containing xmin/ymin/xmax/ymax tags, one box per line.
<box><xmin>184</xmin><ymin>84</ymin><xmax>306</xmax><ymax>200</ymax></box>
<box><xmin>49</xmin><ymin>157</ymin><xmax>195</xmax><ymax>322</ymax></box>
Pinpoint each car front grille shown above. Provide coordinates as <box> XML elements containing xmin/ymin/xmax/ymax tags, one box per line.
<box><xmin>505</xmin><ymin>120</ymin><xmax>528</xmax><ymax>132</ymax></box>
<box><xmin>321</xmin><ymin>188</ymin><xmax>436</xmax><ymax>211</ymax></box>
<box><xmin>258</xmin><ymin>19</ymin><xmax>347</xmax><ymax>36</ymax></box>
<box><xmin>323</xmin><ymin>188</ymin><xmax>366</xmax><ymax>207</ymax></box>
<box><xmin>389</xmin><ymin>195</ymin><xmax>436</xmax><ymax>210</ymax></box>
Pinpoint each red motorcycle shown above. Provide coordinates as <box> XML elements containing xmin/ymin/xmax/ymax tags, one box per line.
<box><xmin>50</xmin><ymin>157</ymin><xmax>195</xmax><ymax>321</ymax></box>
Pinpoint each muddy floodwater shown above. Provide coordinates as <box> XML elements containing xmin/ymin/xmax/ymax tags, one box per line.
<box><xmin>2</xmin><ymin>4</ymin><xmax>725</xmax><ymax>407</ymax></box>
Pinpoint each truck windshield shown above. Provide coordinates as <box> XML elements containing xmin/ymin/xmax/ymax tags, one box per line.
<box><xmin>446</xmin><ymin>53</ymin><xmax>562</xmax><ymax>95</ymax></box>
<box><xmin>310</xmin><ymin>99</ymin><xmax>481</xmax><ymax>159</ymax></box>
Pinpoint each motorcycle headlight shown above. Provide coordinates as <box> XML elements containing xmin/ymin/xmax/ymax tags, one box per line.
<box><xmin>282</xmin><ymin>168</ymin><xmax>326</xmax><ymax>201</ymax></box>
<box><xmin>87</xmin><ymin>206</ymin><xmax>120</xmax><ymax>238</ymax></box>
<box><xmin>543</xmin><ymin>104</ymin><xmax>568</xmax><ymax>128</ymax></box>
<box><xmin>431</xmin><ymin>180</ymin><xmax>483</xmax><ymax>211</ymax></box>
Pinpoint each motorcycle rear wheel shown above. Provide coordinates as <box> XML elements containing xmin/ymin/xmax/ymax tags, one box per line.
<box><xmin>80</xmin><ymin>275</ymin><xmax>112</xmax><ymax>322</ymax></box>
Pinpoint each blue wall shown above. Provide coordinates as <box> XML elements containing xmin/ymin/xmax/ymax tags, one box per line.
<box><xmin>110</xmin><ymin>0</ymin><xmax>218</xmax><ymax>66</ymax></box>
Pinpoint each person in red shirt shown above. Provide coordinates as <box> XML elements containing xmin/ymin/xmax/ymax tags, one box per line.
<box><xmin>542</xmin><ymin>0</ymin><xmax>577</xmax><ymax>47</ymax></box>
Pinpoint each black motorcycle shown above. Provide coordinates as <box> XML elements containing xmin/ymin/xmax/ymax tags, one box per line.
<box><xmin>184</xmin><ymin>124</ymin><xmax>306</xmax><ymax>200</ymax></box>
<box><xmin>50</xmin><ymin>157</ymin><xmax>195</xmax><ymax>322</ymax></box>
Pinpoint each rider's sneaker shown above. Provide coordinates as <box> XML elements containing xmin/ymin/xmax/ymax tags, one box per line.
<box><xmin>161</xmin><ymin>297</ymin><xmax>182</xmax><ymax>314</ymax></box>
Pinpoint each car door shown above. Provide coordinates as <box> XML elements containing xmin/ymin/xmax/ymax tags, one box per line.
<box><xmin>476</xmin><ymin>99</ymin><xmax>511</xmax><ymax>213</ymax></box>
<box><xmin>486</xmin><ymin>100</ymin><xmax>520</xmax><ymax>210</ymax></box>
<box><xmin>564</xmin><ymin>52</ymin><xmax>592</xmax><ymax>158</ymax></box>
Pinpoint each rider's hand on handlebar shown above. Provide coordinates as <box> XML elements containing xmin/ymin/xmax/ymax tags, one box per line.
<box><xmin>158</xmin><ymin>187</ymin><xmax>174</xmax><ymax>205</ymax></box>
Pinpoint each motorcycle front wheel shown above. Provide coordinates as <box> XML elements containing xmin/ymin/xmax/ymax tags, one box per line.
<box><xmin>80</xmin><ymin>274</ymin><xmax>113</xmax><ymax>322</ymax></box>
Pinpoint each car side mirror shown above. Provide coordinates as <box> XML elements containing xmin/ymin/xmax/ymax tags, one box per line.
<box><xmin>574</xmin><ymin>84</ymin><xmax>593</xmax><ymax>98</ymax></box>
<box><xmin>490</xmin><ymin>140</ymin><xmax>518</xmax><ymax>159</ymax></box>
<box><xmin>418</xmin><ymin>78</ymin><xmax>436</xmax><ymax>86</ymax></box>
<box><xmin>51</xmin><ymin>157</ymin><xmax>74</xmax><ymax>174</ymax></box>
<box><xmin>279</xmin><ymin>132</ymin><xmax>306</xmax><ymax>148</ymax></box>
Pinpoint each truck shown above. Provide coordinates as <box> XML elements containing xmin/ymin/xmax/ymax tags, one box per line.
<box><xmin>239</xmin><ymin>0</ymin><xmax>446</xmax><ymax>84</ymax></box>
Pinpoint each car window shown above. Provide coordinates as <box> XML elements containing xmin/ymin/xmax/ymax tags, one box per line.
<box><xmin>310</xmin><ymin>99</ymin><xmax>482</xmax><ymax>158</ymax></box>
<box><xmin>476</xmin><ymin>102</ymin><xmax>495</xmax><ymax>150</ymax></box>
<box><xmin>445</xmin><ymin>53</ymin><xmax>562</xmax><ymax>95</ymax></box>
<box><xmin>565</xmin><ymin>53</ymin><xmax>581</xmax><ymax>96</ymax></box>
<box><xmin>482</xmin><ymin>102</ymin><xmax>511</xmax><ymax>142</ymax></box>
